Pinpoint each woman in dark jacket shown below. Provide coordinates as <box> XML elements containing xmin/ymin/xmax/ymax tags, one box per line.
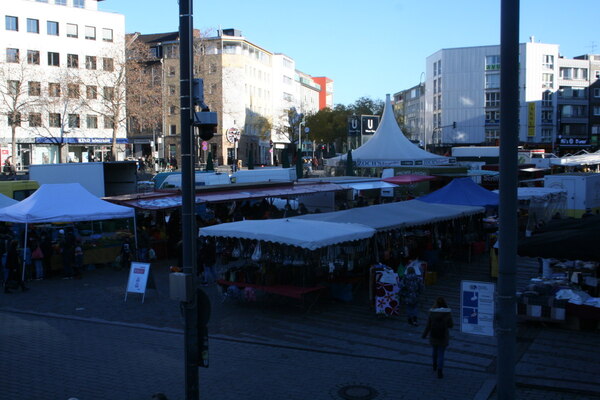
<box><xmin>422</xmin><ymin>296</ymin><xmax>453</xmax><ymax>378</ymax></box>
<box><xmin>4</xmin><ymin>239</ymin><xmax>28</xmax><ymax>293</ymax></box>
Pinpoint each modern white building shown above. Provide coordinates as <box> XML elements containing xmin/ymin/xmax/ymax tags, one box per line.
<box><xmin>423</xmin><ymin>40</ymin><xmax>600</xmax><ymax>153</ymax></box>
<box><xmin>1</xmin><ymin>0</ymin><xmax>126</xmax><ymax>167</ymax></box>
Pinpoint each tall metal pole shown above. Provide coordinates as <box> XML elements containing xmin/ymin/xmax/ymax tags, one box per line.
<box><xmin>179</xmin><ymin>0</ymin><xmax>199</xmax><ymax>398</ymax></box>
<box><xmin>497</xmin><ymin>0</ymin><xmax>519</xmax><ymax>398</ymax></box>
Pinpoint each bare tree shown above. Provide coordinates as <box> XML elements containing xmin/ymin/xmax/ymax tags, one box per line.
<box><xmin>0</xmin><ymin>59</ymin><xmax>42</xmax><ymax>166</ymax></box>
<box><xmin>126</xmin><ymin>36</ymin><xmax>162</xmax><ymax>147</ymax></box>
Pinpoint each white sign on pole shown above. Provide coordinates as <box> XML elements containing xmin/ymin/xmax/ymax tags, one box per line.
<box><xmin>124</xmin><ymin>262</ymin><xmax>151</xmax><ymax>303</ymax></box>
<box><xmin>460</xmin><ymin>280</ymin><xmax>496</xmax><ymax>336</ymax></box>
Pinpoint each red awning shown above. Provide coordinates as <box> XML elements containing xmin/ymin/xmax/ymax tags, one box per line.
<box><xmin>382</xmin><ymin>175</ymin><xmax>436</xmax><ymax>185</ymax></box>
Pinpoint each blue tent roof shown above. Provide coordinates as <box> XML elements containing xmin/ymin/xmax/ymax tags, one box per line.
<box><xmin>419</xmin><ymin>177</ymin><xmax>499</xmax><ymax>207</ymax></box>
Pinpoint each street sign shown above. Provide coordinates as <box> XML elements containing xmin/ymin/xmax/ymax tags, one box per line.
<box><xmin>361</xmin><ymin>115</ymin><xmax>380</xmax><ymax>135</ymax></box>
<box><xmin>347</xmin><ymin>116</ymin><xmax>360</xmax><ymax>136</ymax></box>
<box><xmin>226</xmin><ymin>128</ymin><xmax>240</xmax><ymax>144</ymax></box>
<box><xmin>460</xmin><ymin>280</ymin><xmax>495</xmax><ymax>336</ymax></box>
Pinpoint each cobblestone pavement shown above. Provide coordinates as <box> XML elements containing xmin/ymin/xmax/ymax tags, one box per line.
<box><xmin>1</xmin><ymin>255</ymin><xmax>599</xmax><ymax>400</ymax></box>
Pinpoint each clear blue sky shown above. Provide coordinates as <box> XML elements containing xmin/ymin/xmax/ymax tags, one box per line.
<box><xmin>100</xmin><ymin>0</ymin><xmax>599</xmax><ymax>106</ymax></box>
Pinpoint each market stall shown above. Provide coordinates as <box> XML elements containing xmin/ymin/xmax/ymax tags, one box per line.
<box><xmin>0</xmin><ymin>183</ymin><xmax>136</xmax><ymax>277</ymax></box>
<box><xmin>517</xmin><ymin>215</ymin><xmax>600</xmax><ymax>329</ymax></box>
<box><xmin>199</xmin><ymin>219</ymin><xmax>376</xmax><ymax>308</ymax></box>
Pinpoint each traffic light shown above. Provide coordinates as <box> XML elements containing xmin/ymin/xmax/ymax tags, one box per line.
<box><xmin>192</xmin><ymin>79</ymin><xmax>218</xmax><ymax>141</ymax></box>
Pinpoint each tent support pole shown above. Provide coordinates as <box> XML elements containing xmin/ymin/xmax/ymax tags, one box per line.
<box><xmin>22</xmin><ymin>223</ymin><xmax>28</xmax><ymax>282</ymax></box>
<box><xmin>133</xmin><ymin>213</ymin><xmax>138</xmax><ymax>257</ymax></box>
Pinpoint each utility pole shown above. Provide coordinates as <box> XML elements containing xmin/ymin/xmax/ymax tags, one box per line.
<box><xmin>497</xmin><ymin>0</ymin><xmax>519</xmax><ymax>398</ymax></box>
<box><xmin>179</xmin><ymin>0</ymin><xmax>199</xmax><ymax>398</ymax></box>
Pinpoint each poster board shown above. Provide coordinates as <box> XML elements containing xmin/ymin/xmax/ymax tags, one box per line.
<box><xmin>124</xmin><ymin>262</ymin><xmax>151</xmax><ymax>303</ymax></box>
<box><xmin>460</xmin><ymin>280</ymin><xmax>495</xmax><ymax>336</ymax></box>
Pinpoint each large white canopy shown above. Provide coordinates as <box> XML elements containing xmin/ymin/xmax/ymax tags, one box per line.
<box><xmin>0</xmin><ymin>183</ymin><xmax>135</xmax><ymax>223</ymax></box>
<box><xmin>199</xmin><ymin>219</ymin><xmax>375</xmax><ymax>250</ymax></box>
<box><xmin>296</xmin><ymin>199</ymin><xmax>483</xmax><ymax>231</ymax></box>
<box><xmin>329</xmin><ymin>94</ymin><xmax>453</xmax><ymax>167</ymax></box>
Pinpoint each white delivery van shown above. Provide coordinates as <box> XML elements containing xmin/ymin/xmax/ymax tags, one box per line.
<box><xmin>544</xmin><ymin>173</ymin><xmax>600</xmax><ymax>217</ymax></box>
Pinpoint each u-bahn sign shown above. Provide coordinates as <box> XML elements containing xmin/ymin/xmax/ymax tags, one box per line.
<box><xmin>347</xmin><ymin>115</ymin><xmax>380</xmax><ymax>136</ymax></box>
<box><xmin>347</xmin><ymin>116</ymin><xmax>360</xmax><ymax>136</ymax></box>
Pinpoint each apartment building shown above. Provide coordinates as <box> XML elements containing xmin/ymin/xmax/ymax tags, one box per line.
<box><xmin>1</xmin><ymin>0</ymin><xmax>126</xmax><ymax>166</ymax></box>
<box><xmin>392</xmin><ymin>83</ymin><xmax>425</xmax><ymax>146</ymax></box>
<box><xmin>135</xmin><ymin>28</ymin><xmax>326</xmax><ymax>168</ymax></box>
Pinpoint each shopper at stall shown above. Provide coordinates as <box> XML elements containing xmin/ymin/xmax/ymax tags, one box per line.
<box><xmin>31</xmin><ymin>240</ymin><xmax>44</xmax><ymax>280</ymax></box>
<box><xmin>398</xmin><ymin>266</ymin><xmax>423</xmax><ymax>326</ymax></box>
<box><xmin>422</xmin><ymin>296</ymin><xmax>453</xmax><ymax>379</ymax></box>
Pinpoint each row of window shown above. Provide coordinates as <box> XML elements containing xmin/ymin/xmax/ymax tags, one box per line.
<box><xmin>8</xmin><ymin>112</ymin><xmax>113</xmax><ymax>129</ymax></box>
<box><xmin>7</xmin><ymin>80</ymin><xmax>114</xmax><ymax>100</ymax></box>
<box><xmin>5</xmin><ymin>15</ymin><xmax>112</xmax><ymax>41</ymax></box>
<box><xmin>5</xmin><ymin>48</ymin><xmax>114</xmax><ymax>71</ymax></box>
<box><xmin>35</xmin><ymin>0</ymin><xmax>86</xmax><ymax>7</ymax></box>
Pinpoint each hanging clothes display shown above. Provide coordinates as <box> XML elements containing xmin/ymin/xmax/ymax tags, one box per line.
<box><xmin>373</xmin><ymin>264</ymin><xmax>400</xmax><ymax>316</ymax></box>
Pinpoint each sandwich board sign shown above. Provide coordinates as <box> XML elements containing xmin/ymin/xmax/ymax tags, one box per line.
<box><xmin>460</xmin><ymin>280</ymin><xmax>495</xmax><ymax>336</ymax></box>
<box><xmin>125</xmin><ymin>262</ymin><xmax>151</xmax><ymax>303</ymax></box>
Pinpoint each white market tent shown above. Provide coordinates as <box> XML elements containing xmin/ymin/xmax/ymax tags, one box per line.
<box><xmin>0</xmin><ymin>193</ymin><xmax>18</xmax><ymax>209</ymax></box>
<box><xmin>0</xmin><ymin>183</ymin><xmax>136</xmax><ymax>279</ymax></box>
<box><xmin>550</xmin><ymin>151</ymin><xmax>600</xmax><ymax>167</ymax></box>
<box><xmin>328</xmin><ymin>94</ymin><xmax>453</xmax><ymax>168</ymax></box>
<box><xmin>295</xmin><ymin>199</ymin><xmax>484</xmax><ymax>232</ymax></box>
<box><xmin>492</xmin><ymin>187</ymin><xmax>567</xmax><ymax>202</ymax></box>
<box><xmin>199</xmin><ymin>219</ymin><xmax>376</xmax><ymax>250</ymax></box>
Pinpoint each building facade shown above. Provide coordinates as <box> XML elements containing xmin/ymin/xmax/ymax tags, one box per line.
<box><xmin>416</xmin><ymin>41</ymin><xmax>600</xmax><ymax>153</ymax></box>
<box><xmin>135</xmin><ymin>28</ymin><xmax>327</xmax><ymax>168</ymax></box>
<box><xmin>1</xmin><ymin>0</ymin><xmax>126</xmax><ymax>167</ymax></box>
<box><xmin>392</xmin><ymin>83</ymin><xmax>425</xmax><ymax>146</ymax></box>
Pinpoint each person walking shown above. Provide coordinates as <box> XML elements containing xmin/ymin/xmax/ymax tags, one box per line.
<box><xmin>31</xmin><ymin>240</ymin><xmax>45</xmax><ymax>280</ymax></box>
<box><xmin>4</xmin><ymin>239</ymin><xmax>28</xmax><ymax>293</ymax></box>
<box><xmin>422</xmin><ymin>296</ymin><xmax>454</xmax><ymax>379</ymax></box>
<box><xmin>398</xmin><ymin>266</ymin><xmax>423</xmax><ymax>326</ymax></box>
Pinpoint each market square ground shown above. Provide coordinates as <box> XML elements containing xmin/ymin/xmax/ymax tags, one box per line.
<box><xmin>1</xmin><ymin>254</ymin><xmax>599</xmax><ymax>400</ymax></box>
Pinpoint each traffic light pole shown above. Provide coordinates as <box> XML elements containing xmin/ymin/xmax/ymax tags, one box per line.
<box><xmin>179</xmin><ymin>0</ymin><xmax>199</xmax><ymax>399</ymax></box>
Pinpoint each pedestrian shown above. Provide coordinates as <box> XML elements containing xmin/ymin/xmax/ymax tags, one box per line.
<box><xmin>58</xmin><ymin>230</ymin><xmax>75</xmax><ymax>279</ymax></box>
<box><xmin>40</xmin><ymin>233</ymin><xmax>53</xmax><ymax>278</ymax></box>
<box><xmin>397</xmin><ymin>266</ymin><xmax>423</xmax><ymax>326</ymax></box>
<box><xmin>4</xmin><ymin>239</ymin><xmax>28</xmax><ymax>293</ymax></box>
<box><xmin>422</xmin><ymin>296</ymin><xmax>454</xmax><ymax>379</ymax></box>
<box><xmin>31</xmin><ymin>240</ymin><xmax>45</xmax><ymax>280</ymax></box>
<box><xmin>74</xmin><ymin>240</ymin><xmax>83</xmax><ymax>279</ymax></box>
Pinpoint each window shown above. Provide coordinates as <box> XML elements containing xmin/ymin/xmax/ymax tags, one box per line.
<box><xmin>103</xmin><ymin>86</ymin><xmax>114</xmax><ymax>100</ymax></box>
<box><xmin>164</xmin><ymin>45</ymin><xmax>179</xmax><ymax>58</ymax></box>
<box><xmin>542</xmin><ymin>90</ymin><xmax>553</xmax><ymax>107</ymax></box>
<box><xmin>85</xmin><ymin>26</ymin><xmax>95</xmax><ymax>40</ymax></box>
<box><xmin>85</xmin><ymin>56</ymin><xmax>96</xmax><ymax>70</ymax></box>
<box><xmin>541</xmin><ymin>110</ymin><xmax>553</xmax><ymax>122</ymax></box>
<box><xmin>594</xmin><ymin>106</ymin><xmax>600</xmax><ymax>116</ymax></box>
<box><xmin>102</xmin><ymin>57</ymin><xmax>114</xmax><ymax>72</ymax></box>
<box><xmin>209</xmin><ymin>83</ymin><xmax>217</xmax><ymax>94</ymax></box>
<box><xmin>542</xmin><ymin>55</ymin><xmax>554</xmax><ymax>69</ymax></box>
<box><xmin>49</xmin><ymin>113</ymin><xmax>61</xmax><ymax>128</ymax></box>
<box><xmin>67</xmin><ymin>23</ymin><xmax>78</xmax><ymax>38</ymax></box>
<box><xmin>168</xmin><ymin>85</ymin><xmax>176</xmax><ymax>95</ymax></box>
<box><xmin>102</xmin><ymin>28</ymin><xmax>113</xmax><ymax>42</ymax></box>
<box><xmin>28</xmin><ymin>81</ymin><xmax>41</xmax><ymax>96</ymax></box>
<box><xmin>485</xmin><ymin>110</ymin><xmax>500</xmax><ymax>123</ymax></box>
<box><xmin>485</xmin><ymin>129</ymin><xmax>500</xmax><ymax>142</ymax></box>
<box><xmin>559</xmin><ymin>87</ymin><xmax>587</xmax><ymax>99</ymax></box>
<box><xmin>485</xmin><ymin>92</ymin><xmax>500</xmax><ymax>107</ymax></box>
<box><xmin>560</xmin><ymin>105</ymin><xmax>587</xmax><ymax>118</ymax></box>
<box><xmin>74</xmin><ymin>0</ymin><xmax>85</xmax><ymax>8</ymax></box>
<box><xmin>6</xmin><ymin>16</ymin><xmax>18</xmax><ymax>31</ymax></box>
<box><xmin>485</xmin><ymin>55</ymin><xmax>500</xmax><ymax>70</ymax></box>
<box><xmin>48</xmin><ymin>52</ymin><xmax>59</xmax><ymax>66</ymax></box>
<box><xmin>67</xmin><ymin>54</ymin><xmax>78</xmax><ymax>68</ymax></box>
<box><xmin>104</xmin><ymin>115</ymin><xmax>114</xmax><ymax>129</ymax></box>
<box><xmin>26</xmin><ymin>18</ymin><xmax>39</xmax><ymax>34</ymax></box>
<box><xmin>67</xmin><ymin>84</ymin><xmax>79</xmax><ymax>98</ymax></box>
<box><xmin>29</xmin><ymin>112</ymin><xmax>42</xmax><ymax>127</ymax></box>
<box><xmin>8</xmin><ymin>80</ymin><xmax>20</xmax><ymax>95</ymax></box>
<box><xmin>47</xmin><ymin>21</ymin><xmax>59</xmax><ymax>36</ymax></box>
<box><xmin>485</xmin><ymin>73</ymin><xmax>500</xmax><ymax>89</ymax></box>
<box><xmin>68</xmin><ymin>114</ymin><xmax>80</xmax><ymax>128</ymax></box>
<box><xmin>433</xmin><ymin>79</ymin><xmax>437</xmax><ymax>94</ymax></box>
<box><xmin>86</xmin><ymin>115</ymin><xmax>98</xmax><ymax>128</ymax></box>
<box><xmin>8</xmin><ymin>113</ymin><xmax>21</xmax><ymax>127</ymax></box>
<box><xmin>596</xmin><ymin>70</ymin><xmax>600</xmax><ymax>79</ymax></box>
<box><xmin>594</xmin><ymin>88</ymin><xmax>600</xmax><ymax>98</ymax></box>
<box><xmin>542</xmin><ymin>73</ymin><xmax>554</xmax><ymax>88</ymax></box>
<box><xmin>169</xmin><ymin>124</ymin><xmax>177</xmax><ymax>135</ymax></box>
<box><xmin>27</xmin><ymin>50</ymin><xmax>40</xmax><ymax>65</ymax></box>
<box><xmin>169</xmin><ymin>105</ymin><xmax>177</xmax><ymax>115</ymax></box>
<box><xmin>541</xmin><ymin>128</ymin><xmax>552</xmax><ymax>142</ymax></box>
<box><xmin>209</xmin><ymin>63</ymin><xmax>217</xmax><ymax>74</ymax></box>
<box><xmin>86</xmin><ymin>85</ymin><xmax>97</xmax><ymax>100</ymax></box>
<box><xmin>55</xmin><ymin>0</ymin><xmax>67</xmax><ymax>5</ymax></box>
<box><xmin>168</xmin><ymin>65</ymin><xmax>176</xmax><ymax>76</ymax></box>
<box><xmin>7</xmin><ymin>48</ymin><xmax>19</xmax><ymax>63</ymax></box>
<box><xmin>48</xmin><ymin>83</ymin><xmax>61</xmax><ymax>97</ymax></box>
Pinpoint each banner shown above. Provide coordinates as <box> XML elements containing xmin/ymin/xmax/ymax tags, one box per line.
<box><xmin>460</xmin><ymin>280</ymin><xmax>495</xmax><ymax>336</ymax></box>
